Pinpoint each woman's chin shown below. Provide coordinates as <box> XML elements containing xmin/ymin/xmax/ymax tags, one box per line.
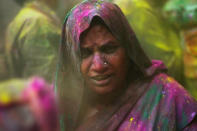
<box><xmin>90</xmin><ymin>84</ymin><xmax>116</xmax><ymax>95</ymax></box>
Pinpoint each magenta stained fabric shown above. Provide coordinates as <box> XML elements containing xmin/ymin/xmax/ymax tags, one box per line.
<box><xmin>59</xmin><ymin>0</ymin><xmax>197</xmax><ymax>130</ymax></box>
<box><xmin>75</xmin><ymin>60</ymin><xmax>197</xmax><ymax>131</ymax></box>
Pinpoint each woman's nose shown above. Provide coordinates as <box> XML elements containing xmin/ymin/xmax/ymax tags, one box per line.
<box><xmin>91</xmin><ymin>53</ymin><xmax>107</xmax><ymax>72</ymax></box>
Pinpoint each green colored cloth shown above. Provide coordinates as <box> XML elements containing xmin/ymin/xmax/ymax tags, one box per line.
<box><xmin>114</xmin><ymin>0</ymin><xmax>184</xmax><ymax>84</ymax></box>
<box><xmin>5</xmin><ymin>1</ymin><xmax>61</xmax><ymax>82</ymax></box>
<box><xmin>163</xmin><ymin>0</ymin><xmax>197</xmax><ymax>28</ymax></box>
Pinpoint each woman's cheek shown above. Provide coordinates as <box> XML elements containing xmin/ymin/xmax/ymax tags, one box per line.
<box><xmin>81</xmin><ymin>56</ymin><xmax>92</xmax><ymax>75</ymax></box>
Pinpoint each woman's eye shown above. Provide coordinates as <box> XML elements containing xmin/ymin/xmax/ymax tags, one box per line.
<box><xmin>101</xmin><ymin>45</ymin><xmax>119</xmax><ymax>54</ymax></box>
<box><xmin>81</xmin><ymin>48</ymin><xmax>92</xmax><ymax>58</ymax></box>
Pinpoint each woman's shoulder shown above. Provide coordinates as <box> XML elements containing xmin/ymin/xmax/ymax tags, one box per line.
<box><xmin>151</xmin><ymin>73</ymin><xmax>197</xmax><ymax>129</ymax></box>
<box><xmin>151</xmin><ymin>73</ymin><xmax>197</xmax><ymax>105</ymax></box>
<box><xmin>119</xmin><ymin>73</ymin><xmax>197</xmax><ymax>130</ymax></box>
<box><xmin>122</xmin><ymin>73</ymin><xmax>197</xmax><ymax>130</ymax></box>
<box><xmin>152</xmin><ymin>73</ymin><xmax>186</xmax><ymax>95</ymax></box>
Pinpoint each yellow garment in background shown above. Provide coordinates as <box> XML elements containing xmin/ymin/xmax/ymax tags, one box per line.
<box><xmin>5</xmin><ymin>1</ymin><xmax>61</xmax><ymax>82</ymax></box>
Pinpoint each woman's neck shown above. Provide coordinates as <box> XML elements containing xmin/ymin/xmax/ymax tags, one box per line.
<box><xmin>76</xmin><ymin>87</ymin><xmax>125</xmax><ymax>126</ymax></box>
<box><xmin>84</xmin><ymin>85</ymin><xmax>127</xmax><ymax>107</ymax></box>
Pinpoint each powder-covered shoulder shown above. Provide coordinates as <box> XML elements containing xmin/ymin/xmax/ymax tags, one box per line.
<box><xmin>154</xmin><ymin>73</ymin><xmax>193</xmax><ymax>99</ymax></box>
<box><xmin>153</xmin><ymin>73</ymin><xmax>197</xmax><ymax>130</ymax></box>
<box><xmin>154</xmin><ymin>73</ymin><xmax>186</xmax><ymax>95</ymax></box>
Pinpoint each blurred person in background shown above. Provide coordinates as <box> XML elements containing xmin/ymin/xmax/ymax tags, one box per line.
<box><xmin>163</xmin><ymin>0</ymin><xmax>197</xmax><ymax>99</ymax></box>
<box><xmin>5</xmin><ymin>0</ymin><xmax>61</xmax><ymax>82</ymax></box>
<box><xmin>113</xmin><ymin>0</ymin><xmax>185</xmax><ymax>86</ymax></box>
<box><xmin>0</xmin><ymin>77</ymin><xmax>59</xmax><ymax>131</ymax></box>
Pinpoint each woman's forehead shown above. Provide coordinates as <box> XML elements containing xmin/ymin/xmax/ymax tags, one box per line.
<box><xmin>80</xmin><ymin>24</ymin><xmax>115</xmax><ymax>47</ymax></box>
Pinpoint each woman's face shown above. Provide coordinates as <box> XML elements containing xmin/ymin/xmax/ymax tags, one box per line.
<box><xmin>80</xmin><ymin>24</ymin><xmax>130</xmax><ymax>94</ymax></box>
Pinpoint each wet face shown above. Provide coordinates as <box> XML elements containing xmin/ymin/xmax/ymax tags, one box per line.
<box><xmin>80</xmin><ymin>24</ymin><xmax>130</xmax><ymax>94</ymax></box>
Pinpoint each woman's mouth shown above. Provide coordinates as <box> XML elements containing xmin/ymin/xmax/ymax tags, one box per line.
<box><xmin>90</xmin><ymin>74</ymin><xmax>112</xmax><ymax>86</ymax></box>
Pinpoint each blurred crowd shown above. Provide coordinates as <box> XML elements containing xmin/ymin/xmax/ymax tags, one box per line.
<box><xmin>0</xmin><ymin>0</ymin><xmax>197</xmax><ymax>130</ymax></box>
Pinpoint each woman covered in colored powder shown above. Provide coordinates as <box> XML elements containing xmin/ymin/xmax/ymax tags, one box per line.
<box><xmin>56</xmin><ymin>0</ymin><xmax>197</xmax><ymax>130</ymax></box>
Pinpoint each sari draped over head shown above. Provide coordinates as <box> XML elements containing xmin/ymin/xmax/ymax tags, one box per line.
<box><xmin>56</xmin><ymin>0</ymin><xmax>197</xmax><ymax>130</ymax></box>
